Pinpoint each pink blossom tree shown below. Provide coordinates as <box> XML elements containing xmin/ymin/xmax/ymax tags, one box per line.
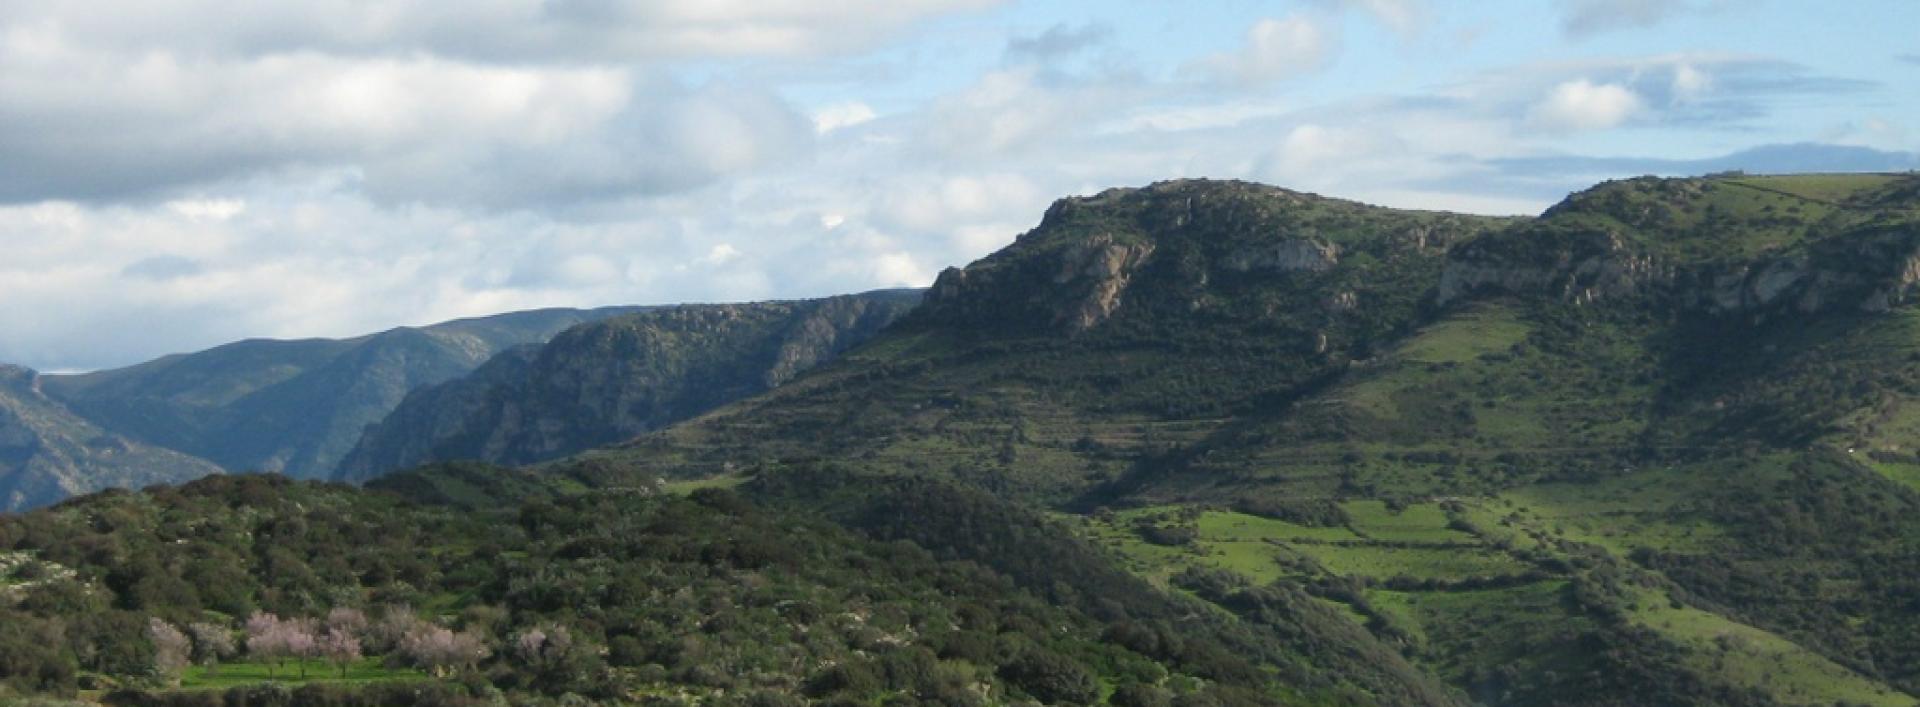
<box><xmin>148</xmin><ymin>618</ymin><xmax>191</xmax><ymax>684</ymax></box>
<box><xmin>285</xmin><ymin>618</ymin><xmax>319</xmax><ymax>679</ymax></box>
<box><xmin>398</xmin><ymin>624</ymin><xmax>490</xmax><ymax>677</ymax></box>
<box><xmin>244</xmin><ymin>612</ymin><xmax>286</xmax><ymax>679</ymax></box>
<box><xmin>320</xmin><ymin>628</ymin><xmax>363</xmax><ymax>678</ymax></box>
<box><xmin>326</xmin><ymin>607</ymin><xmax>369</xmax><ymax>638</ymax></box>
<box><xmin>245</xmin><ymin>612</ymin><xmax>318</xmax><ymax>680</ymax></box>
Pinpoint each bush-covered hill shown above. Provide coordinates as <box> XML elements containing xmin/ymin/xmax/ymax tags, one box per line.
<box><xmin>0</xmin><ymin>471</ymin><xmax>1459</xmax><ymax>705</ymax></box>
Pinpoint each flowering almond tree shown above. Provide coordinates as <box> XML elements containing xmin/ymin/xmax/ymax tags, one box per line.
<box><xmin>148</xmin><ymin>619</ymin><xmax>190</xmax><ymax>684</ymax></box>
<box><xmin>320</xmin><ymin>629</ymin><xmax>362</xmax><ymax>678</ymax></box>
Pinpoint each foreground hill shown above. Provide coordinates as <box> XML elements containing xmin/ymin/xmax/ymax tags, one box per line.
<box><xmin>335</xmin><ymin>290</ymin><xmax>922</xmax><ymax>483</ymax></box>
<box><xmin>0</xmin><ymin>471</ymin><xmax>1458</xmax><ymax>705</ymax></box>
<box><xmin>0</xmin><ymin>365</ymin><xmax>223</xmax><ymax>512</ymax></box>
<box><xmin>546</xmin><ymin>174</ymin><xmax>1920</xmax><ymax>705</ymax></box>
<box><xmin>38</xmin><ymin>307</ymin><xmax>650</xmax><ymax>480</ymax></box>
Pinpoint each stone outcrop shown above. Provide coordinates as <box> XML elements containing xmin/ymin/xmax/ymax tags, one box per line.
<box><xmin>1223</xmin><ymin>239</ymin><xmax>1340</xmax><ymax>273</ymax></box>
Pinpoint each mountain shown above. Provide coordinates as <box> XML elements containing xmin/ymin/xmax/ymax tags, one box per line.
<box><xmin>38</xmin><ymin>306</ymin><xmax>649</xmax><ymax>480</ymax></box>
<box><xmin>5</xmin><ymin>173</ymin><xmax>1920</xmax><ymax>705</ymax></box>
<box><xmin>0</xmin><ymin>364</ymin><xmax>222</xmax><ymax>512</ymax></box>
<box><xmin>334</xmin><ymin>290</ymin><xmax>923</xmax><ymax>482</ymax></box>
<box><xmin>537</xmin><ymin>174</ymin><xmax>1920</xmax><ymax>705</ymax></box>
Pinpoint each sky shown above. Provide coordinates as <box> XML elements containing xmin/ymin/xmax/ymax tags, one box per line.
<box><xmin>2</xmin><ymin>0</ymin><xmax>1917</xmax><ymax>372</ymax></box>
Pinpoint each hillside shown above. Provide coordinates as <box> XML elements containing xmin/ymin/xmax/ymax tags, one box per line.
<box><xmin>546</xmin><ymin>174</ymin><xmax>1920</xmax><ymax>705</ymax></box>
<box><xmin>38</xmin><ymin>306</ymin><xmax>650</xmax><ymax>479</ymax></box>
<box><xmin>0</xmin><ymin>365</ymin><xmax>222</xmax><ymax>512</ymax></box>
<box><xmin>335</xmin><ymin>291</ymin><xmax>923</xmax><ymax>482</ymax></box>
<box><xmin>0</xmin><ymin>471</ymin><xmax>1457</xmax><ymax>705</ymax></box>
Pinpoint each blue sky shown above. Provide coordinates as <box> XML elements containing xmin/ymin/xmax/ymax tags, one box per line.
<box><xmin>0</xmin><ymin>0</ymin><xmax>1915</xmax><ymax>371</ymax></box>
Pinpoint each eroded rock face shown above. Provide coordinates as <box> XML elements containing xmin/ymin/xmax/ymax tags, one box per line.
<box><xmin>1052</xmin><ymin>235</ymin><xmax>1156</xmax><ymax>331</ymax></box>
<box><xmin>1437</xmin><ymin>231</ymin><xmax>1666</xmax><ymax>307</ymax></box>
<box><xmin>1438</xmin><ymin>224</ymin><xmax>1920</xmax><ymax>316</ymax></box>
<box><xmin>923</xmin><ymin>233</ymin><xmax>1157</xmax><ymax>334</ymax></box>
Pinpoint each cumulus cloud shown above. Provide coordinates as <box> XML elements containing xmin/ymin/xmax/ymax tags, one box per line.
<box><xmin>0</xmin><ymin>27</ymin><xmax>813</xmax><ymax>206</ymax></box>
<box><xmin>0</xmin><ymin>0</ymin><xmax>1003</xmax><ymax>62</ymax></box>
<box><xmin>1529</xmin><ymin>79</ymin><xmax>1643</xmax><ymax>131</ymax></box>
<box><xmin>1185</xmin><ymin>16</ymin><xmax>1332</xmax><ymax>86</ymax></box>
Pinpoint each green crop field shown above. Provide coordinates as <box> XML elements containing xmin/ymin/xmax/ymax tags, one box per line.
<box><xmin>176</xmin><ymin>658</ymin><xmax>427</xmax><ymax>691</ymax></box>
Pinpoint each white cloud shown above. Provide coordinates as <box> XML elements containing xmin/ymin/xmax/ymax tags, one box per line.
<box><xmin>699</xmin><ymin>243</ymin><xmax>743</xmax><ymax>266</ymax></box>
<box><xmin>1327</xmin><ymin>0</ymin><xmax>1427</xmax><ymax>37</ymax></box>
<box><xmin>1670</xmin><ymin>63</ymin><xmax>1712</xmax><ymax>104</ymax></box>
<box><xmin>868</xmin><ymin>252</ymin><xmax>933</xmax><ymax>287</ymax></box>
<box><xmin>0</xmin><ymin>0</ymin><xmax>1004</xmax><ymax>62</ymax></box>
<box><xmin>1529</xmin><ymin>79</ymin><xmax>1643</xmax><ymax>131</ymax></box>
<box><xmin>166</xmin><ymin>198</ymin><xmax>247</xmax><ymax>222</ymax></box>
<box><xmin>813</xmin><ymin>102</ymin><xmax>878</xmax><ymax>134</ymax></box>
<box><xmin>1186</xmin><ymin>16</ymin><xmax>1332</xmax><ymax>86</ymax></box>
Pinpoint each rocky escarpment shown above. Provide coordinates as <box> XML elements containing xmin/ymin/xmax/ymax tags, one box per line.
<box><xmin>1436</xmin><ymin>175</ymin><xmax>1920</xmax><ymax>317</ymax></box>
<box><xmin>1439</xmin><ymin>224</ymin><xmax>1920</xmax><ymax>314</ymax></box>
<box><xmin>916</xmin><ymin>179</ymin><xmax>1499</xmax><ymax>340</ymax></box>
<box><xmin>0</xmin><ymin>364</ymin><xmax>223</xmax><ymax>511</ymax></box>
<box><xmin>1436</xmin><ymin>227</ymin><xmax>1669</xmax><ymax>306</ymax></box>
<box><xmin>334</xmin><ymin>290</ymin><xmax>922</xmax><ymax>482</ymax></box>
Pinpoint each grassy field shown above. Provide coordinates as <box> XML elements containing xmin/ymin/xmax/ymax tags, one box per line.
<box><xmin>1396</xmin><ymin>306</ymin><xmax>1530</xmax><ymax>365</ymax></box>
<box><xmin>1629</xmin><ymin>587</ymin><xmax>1918</xmax><ymax>706</ymax></box>
<box><xmin>1341</xmin><ymin>500</ymin><xmax>1474</xmax><ymax>543</ymax></box>
<box><xmin>1726</xmin><ymin>173</ymin><xmax>1906</xmax><ymax>204</ymax></box>
<box><xmin>176</xmin><ymin>657</ymin><xmax>427</xmax><ymax>691</ymax></box>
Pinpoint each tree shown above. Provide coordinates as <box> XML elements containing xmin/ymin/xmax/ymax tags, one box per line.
<box><xmin>325</xmin><ymin>607</ymin><xmax>368</xmax><ymax>639</ymax></box>
<box><xmin>245</xmin><ymin>612</ymin><xmax>286</xmax><ymax>679</ymax></box>
<box><xmin>320</xmin><ymin>629</ymin><xmax>363</xmax><ymax>679</ymax></box>
<box><xmin>285</xmin><ymin>618</ymin><xmax>319</xmax><ymax>679</ymax></box>
<box><xmin>148</xmin><ymin>618</ymin><xmax>191</xmax><ymax>684</ymax></box>
<box><xmin>186</xmin><ymin>622</ymin><xmax>236</xmax><ymax>677</ymax></box>
<box><xmin>399</xmin><ymin>624</ymin><xmax>489</xmax><ymax>677</ymax></box>
<box><xmin>244</xmin><ymin>612</ymin><xmax>314</xmax><ymax>680</ymax></box>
